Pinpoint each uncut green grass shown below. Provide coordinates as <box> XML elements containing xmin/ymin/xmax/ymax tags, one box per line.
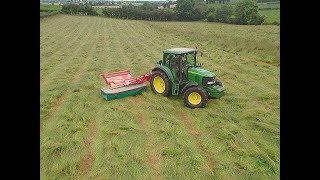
<box><xmin>258</xmin><ymin>2</ymin><xmax>280</xmax><ymax>10</ymax></box>
<box><xmin>40</xmin><ymin>4</ymin><xmax>62</xmax><ymax>12</ymax></box>
<box><xmin>94</xmin><ymin>7</ymin><xmax>104</xmax><ymax>16</ymax></box>
<box><xmin>40</xmin><ymin>15</ymin><xmax>279</xmax><ymax>179</ymax></box>
<box><xmin>260</xmin><ymin>9</ymin><xmax>280</xmax><ymax>24</ymax></box>
<box><xmin>40</xmin><ymin>4</ymin><xmax>62</xmax><ymax>18</ymax></box>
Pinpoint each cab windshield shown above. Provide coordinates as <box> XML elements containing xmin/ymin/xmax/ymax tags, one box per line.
<box><xmin>186</xmin><ymin>52</ymin><xmax>196</xmax><ymax>66</ymax></box>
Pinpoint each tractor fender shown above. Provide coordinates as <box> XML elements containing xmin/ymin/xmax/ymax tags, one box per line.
<box><xmin>181</xmin><ymin>82</ymin><xmax>199</xmax><ymax>94</ymax></box>
<box><xmin>151</xmin><ymin>65</ymin><xmax>175</xmax><ymax>82</ymax></box>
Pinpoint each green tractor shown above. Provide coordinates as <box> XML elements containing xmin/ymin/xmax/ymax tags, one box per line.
<box><xmin>150</xmin><ymin>48</ymin><xmax>225</xmax><ymax>108</ymax></box>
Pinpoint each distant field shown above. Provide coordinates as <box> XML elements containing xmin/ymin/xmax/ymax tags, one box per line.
<box><xmin>40</xmin><ymin>4</ymin><xmax>61</xmax><ymax>18</ymax></box>
<box><xmin>260</xmin><ymin>9</ymin><xmax>280</xmax><ymax>25</ymax></box>
<box><xmin>93</xmin><ymin>5</ymin><xmax>120</xmax><ymax>9</ymax></box>
<box><xmin>40</xmin><ymin>4</ymin><xmax>62</xmax><ymax>12</ymax></box>
<box><xmin>41</xmin><ymin>15</ymin><xmax>279</xmax><ymax>179</ymax></box>
<box><xmin>258</xmin><ymin>2</ymin><xmax>280</xmax><ymax>10</ymax></box>
<box><xmin>93</xmin><ymin>6</ymin><xmax>104</xmax><ymax>15</ymax></box>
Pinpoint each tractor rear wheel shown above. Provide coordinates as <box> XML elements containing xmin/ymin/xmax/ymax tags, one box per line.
<box><xmin>183</xmin><ymin>86</ymin><xmax>208</xmax><ymax>108</ymax></box>
<box><xmin>150</xmin><ymin>70</ymin><xmax>171</xmax><ymax>96</ymax></box>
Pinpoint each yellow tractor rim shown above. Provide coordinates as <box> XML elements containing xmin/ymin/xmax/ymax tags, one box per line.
<box><xmin>188</xmin><ymin>92</ymin><xmax>202</xmax><ymax>105</ymax></box>
<box><xmin>153</xmin><ymin>76</ymin><xmax>165</xmax><ymax>93</ymax></box>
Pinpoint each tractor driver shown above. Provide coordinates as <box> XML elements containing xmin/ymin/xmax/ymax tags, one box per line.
<box><xmin>180</xmin><ymin>55</ymin><xmax>188</xmax><ymax>80</ymax></box>
<box><xmin>172</xmin><ymin>55</ymin><xmax>188</xmax><ymax>80</ymax></box>
<box><xmin>173</xmin><ymin>55</ymin><xmax>187</xmax><ymax>67</ymax></box>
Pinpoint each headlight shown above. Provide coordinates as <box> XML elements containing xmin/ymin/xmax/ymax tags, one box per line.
<box><xmin>202</xmin><ymin>77</ymin><xmax>215</xmax><ymax>86</ymax></box>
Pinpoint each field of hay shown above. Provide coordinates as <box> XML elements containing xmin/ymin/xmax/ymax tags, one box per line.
<box><xmin>40</xmin><ymin>15</ymin><xmax>280</xmax><ymax>179</ymax></box>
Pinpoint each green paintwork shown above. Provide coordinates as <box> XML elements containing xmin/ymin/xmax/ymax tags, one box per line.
<box><xmin>188</xmin><ymin>67</ymin><xmax>215</xmax><ymax>78</ymax></box>
<box><xmin>205</xmin><ymin>85</ymin><xmax>226</xmax><ymax>98</ymax></box>
<box><xmin>101</xmin><ymin>83</ymin><xmax>147</xmax><ymax>101</ymax></box>
<box><xmin>188</xmin><ymin>67</ymin><xmax>215</xmax><ymax>84</ymax></box>
<box><xmin>181</xmin><ymin>81</ymin><xmax>199</xmax><ymax>93</ymax></box>
<box><xmin>153</xmin><ymin>64</ymin><xmax>179</xmax><ymax>95</ymax></box>
<box><xmin>153</xmin><ymin>63</ymin><xmax>175</xmax><ymax>82</ymax></box>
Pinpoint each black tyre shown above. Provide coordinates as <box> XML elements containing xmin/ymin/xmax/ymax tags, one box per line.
<box><xmin>150</xmin><ymin>70</ymin><xmax>171</xmax><ymax>96</ymax></box>
<box><xmin>183</xmin><ymin>86</ymin><xmax>209</xmax><ymax>108</ymax></box>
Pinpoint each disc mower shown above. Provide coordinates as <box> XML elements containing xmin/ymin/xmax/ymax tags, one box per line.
<box><xmin>100</xmin><ymin>48</ymin><xmax>225</xmax><ymax>108</ymax></box>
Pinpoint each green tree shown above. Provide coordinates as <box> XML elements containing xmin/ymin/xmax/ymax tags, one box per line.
<box><xmin>214</xmin><ymin>4</ymin><xmax>233</xmax><ymax>23</ymax></box>
<box><xmin>176</xmin><ymin>0</ymin><xmax>195</xmax><ymax>20</ymax></box>
<box><xmin>176</xmin><ymin>0</ymin><xmax>207</xmax><ymax>20</ymax></box>
<box><xmin>192</xmin><ymin>0</ymin><xmax>207</xmax><ymax>20</ymax></box>
<box><xmin>234</xmin><ymin>0</ymin><xmax>264</xmax><ymax>24</ymax></box>
<box><xmin>207</xmin><ymin>12</ymin><xmax>216</xmax><ymax>22</ymax></box>
<box><xmin>140</xmin><ymin>2</ymin><xmax>157</xmax><ymax>11</ymax></box>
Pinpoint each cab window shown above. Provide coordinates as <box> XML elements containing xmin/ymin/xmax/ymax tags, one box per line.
<box><xmin>164</xmin><ymin>53</ymin><xmax>174</xmax><ymax>65</ymax></box>
<box><xmin>186</xmin><ymin>53</ymin><xmax>196</xmax><ymax>65</ymax></box>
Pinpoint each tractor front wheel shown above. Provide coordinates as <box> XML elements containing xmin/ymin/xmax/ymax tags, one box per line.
<box><xmin>183</xmin><ymin>86</ymin><xmax>208</xmax><ymax>108</ymax></box>
<box><xmin>150</xmin><ymin>70</ymin><xmax>171</xmax><ymax>96</ymax></box>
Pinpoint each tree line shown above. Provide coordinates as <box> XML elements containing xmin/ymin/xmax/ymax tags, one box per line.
<box><xmin>103</xmin><ymin>0</ymin><xmax>265</xmax><ymax>25</ymax></box>
<box><xmin>61</xmin><ymin>0</ymin><xmax>265</xmax><ymax>25</ymax></box>
<box><xmin>102</xmin><ymin>3</ymin><xmax>177</xmax><ymax>21</ymax></box>
<box><xmin>61</xmin><ymin>3</ymin><xmax>98</xmax><ymax>16</ymax></box>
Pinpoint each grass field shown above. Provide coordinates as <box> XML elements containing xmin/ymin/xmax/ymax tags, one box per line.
<box><xmin>40</xmin><ymin>15</ymin><xmax>279</xmax><ymax>179</ymax></box>
<box><xmin>260</xmin><ymin>9</ymin><xmax>280</xmax><ymax>25</ymax></box>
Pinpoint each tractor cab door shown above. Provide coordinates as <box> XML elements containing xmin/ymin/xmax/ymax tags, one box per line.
<box><xmin>171</xmin><ymin>54</ymin><xmax>188</xmax><ymax>82</ymax></box>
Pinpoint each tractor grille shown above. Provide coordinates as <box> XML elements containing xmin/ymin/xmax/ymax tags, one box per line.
<box><xmin>202</xmin><ymin>77</ymin><xmax>215</xmax><ymax>86</ymax></box>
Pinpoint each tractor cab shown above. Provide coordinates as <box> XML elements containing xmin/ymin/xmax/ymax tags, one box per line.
<box><xmin>163</xmin><ymin>48</ymin><xmax>198</xmax><ymax>66</ymax></box>
<box><xmin>161</xmin><ymin>48</ymin><xmax>199</xmax><ymax>82</ymax></box>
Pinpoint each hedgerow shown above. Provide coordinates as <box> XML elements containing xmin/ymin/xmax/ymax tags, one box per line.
<box><xmin>61</xmin><ymin>0</ymin><xmax>266</xmax><ymax>25</ymax></box>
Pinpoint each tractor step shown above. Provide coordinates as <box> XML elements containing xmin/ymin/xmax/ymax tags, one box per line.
<box><xmin>172</xmin><ymin>83</ymin><xmax>179</xmax><ymax>95</ymax></box>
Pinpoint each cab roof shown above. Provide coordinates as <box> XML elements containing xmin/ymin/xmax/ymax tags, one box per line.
<box><xmin>163</xmin><ymin>48</ymin><xmax>197</xmax><ymax>55</ymax></box>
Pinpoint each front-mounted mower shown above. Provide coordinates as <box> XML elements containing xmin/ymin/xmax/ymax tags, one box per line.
<box><xmin>100</xmin><ymin>48</ymin><xmax>225</xmax><ymax>108</ymax></box>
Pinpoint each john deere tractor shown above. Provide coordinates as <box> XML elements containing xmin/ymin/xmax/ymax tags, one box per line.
<box><xmin>150</xmin><ymin>48</ymin><xmax>225</xmax><ymax>108</ymax></box>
